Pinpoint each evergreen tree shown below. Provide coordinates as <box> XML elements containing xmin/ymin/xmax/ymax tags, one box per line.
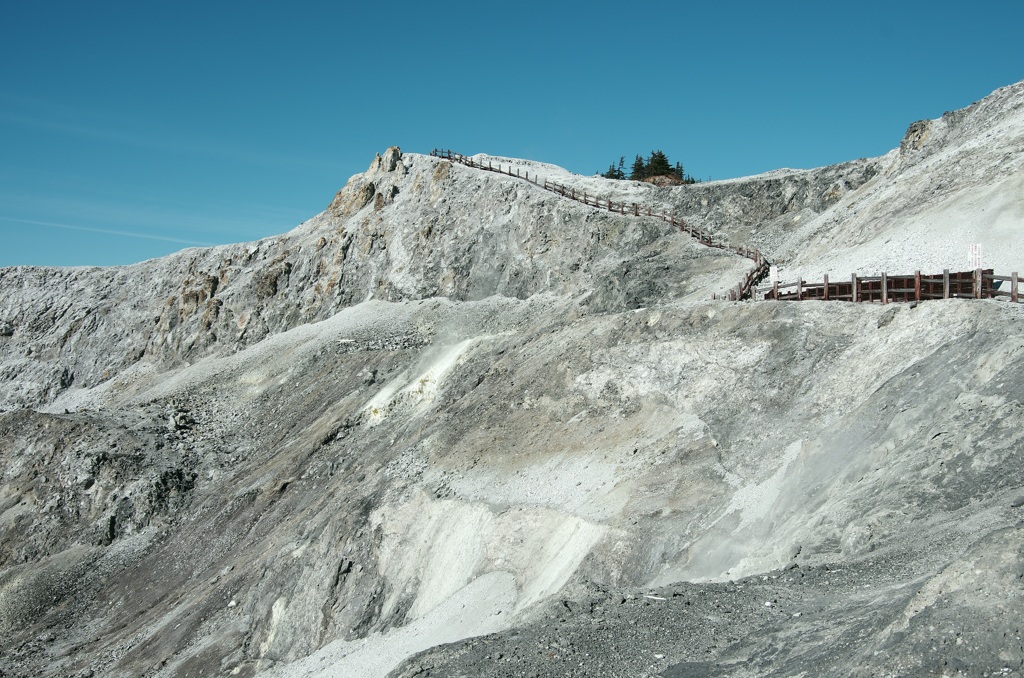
<box><xmin>601</xmin><ymin>156</ymin><xmax>627</xmax><ymax>180</ymax></box>
<box><xmin>630</xmin><ymin>154</ymin><xmax>646</xmax><ymax>181</ymax></box>
<box><xmin>600</xmin><ymin>150</ymin><xmax>699</xmax><ymax>183</ymax></box>
<box><xmin>646</xmin><ymin>150</ymin><xmax>672</xmax><ymax>178</ymax></box>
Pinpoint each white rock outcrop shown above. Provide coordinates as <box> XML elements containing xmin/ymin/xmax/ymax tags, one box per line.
<box><xmin>1</xmin><ymin>82</ymin><xmax>1023</xmax><ymax>678</ymax></box>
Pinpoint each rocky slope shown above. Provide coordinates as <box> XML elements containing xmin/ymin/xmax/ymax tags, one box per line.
<box><xmin>1</xmin><ymin>82</ymin><xmax>1023</xmax><ymax>678</ymax></box>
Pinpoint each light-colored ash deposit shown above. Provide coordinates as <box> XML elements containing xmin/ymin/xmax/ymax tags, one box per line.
<box><xmin>1</xmin><ymin>81</ymin><xmax>1023</xmax><ymax>678</ymax></box>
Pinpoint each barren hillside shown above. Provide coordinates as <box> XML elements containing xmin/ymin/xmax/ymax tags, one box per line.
<box><xmin>1</xmin><ymin>82</ymin><xmax>1022</xmax><ymax>678</ymax></box>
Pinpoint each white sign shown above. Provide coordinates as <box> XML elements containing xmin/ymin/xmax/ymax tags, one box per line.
<box><xmin>769</xmin><ymin>265</ymin><xmax>778</xmax><ymax>285</ymax></box>
<box><xmin>969</xmin><ymin>244</ymin><xmax>982</xmax><ymax>269</ymax></box>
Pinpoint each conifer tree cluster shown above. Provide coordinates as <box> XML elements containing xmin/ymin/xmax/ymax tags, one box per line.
<box><xmin>599</xmin><ymin>150</ymin><xmax>698</xmax><ymax>183</ymax></box>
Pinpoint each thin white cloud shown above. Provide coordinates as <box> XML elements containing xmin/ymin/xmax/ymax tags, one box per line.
<box><xmin>0</xmin><ymin>111</ymin><xmax>146</xmax><ymax>147</ymax></box>
<box><xmin>0</xmin><ymin>184</ymin><xmax>305</xmax><ymax>244</ymax></box>
<box><xmin>0</xmin><ymin>217</ymin><xmax>214</xmax><ymax>246</ymax></box>
<box><xmin>0</xmin><ymin>92</ymin><xmax>335</xmax><ymax>171</ymax></box>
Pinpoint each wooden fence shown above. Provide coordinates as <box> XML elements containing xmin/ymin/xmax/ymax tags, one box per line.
<box><xmin>765</xmin><ymin>269</ymin><xmax>1020</xmax><ymax>303</ymax></box>
<box><xmin>430</xmin><ymin>150</ymin><xmax>1021</xmax><ymax>307</ymax></box>
<box><xmin>431</xmin><ymin>149</ymin><xmax>770</xmax><ymax>300</ymax></box>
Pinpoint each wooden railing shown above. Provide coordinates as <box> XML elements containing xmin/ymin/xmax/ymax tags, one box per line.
<box><xmin>429</xmin><ymin>150</ymin><xmax>1021</xmax><ymax>307</ymax></box>
<box><xmin>431</xmin><ymin>149</ymin><xmax>770</xmax><ymax>300</ymax></box>
<box><xmin>764</xmin><ymin>269</ymin><xmax>1020</xmax><ymax>304</ymax></box>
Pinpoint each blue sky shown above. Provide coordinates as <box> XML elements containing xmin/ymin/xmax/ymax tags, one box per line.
<box><xmin>2</xmin><ymin>1</ymin><xmax>1022</xmax><ymax>267</ymax></box>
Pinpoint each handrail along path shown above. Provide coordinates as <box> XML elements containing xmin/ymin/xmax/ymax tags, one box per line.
<box><xmin>430</xmin><ymin>149</ymin><xmax>1021</xmax><ymax>306</ymax></box>
<box><xmin>431</xmin><ymin>149</ymin><xmax>770</xmax><ymax>301</ymax></box>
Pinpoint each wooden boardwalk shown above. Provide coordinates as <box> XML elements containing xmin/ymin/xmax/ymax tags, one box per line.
<box><xmin>766</xmin><ymin>269</ymin><xmax>1019</xmax><ymax>303</ymax></box>
<box><xmin>430</xmin><ymin>149</ymin><xmax>1021</xmax><ymax>306</ymax></box>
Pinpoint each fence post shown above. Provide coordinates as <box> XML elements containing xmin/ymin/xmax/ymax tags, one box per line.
<box><xmin>975</xmin><ymin>268</ymin><xmax>983</xmax><ymax>299</ymax></box>
<box><xmin>772</xmin><ymin>279</ymin><xmax>779</xmax><ymax>300</ymax></box>
<box><xmin>852</xmin><ymin>273</ymin><xmax>858</xmax><ymax>302</ymax></box>
<box><xmin>915</xmin><ymin>271</ymin><xmax>921</xmax><ymax>302</ymax></box>
<box><xmin>1013</xmin><ymin>272</ymin><xmax>1019</xmax><ymax>303</ymax></box>
<box><xmin>943</xmin><ymin>269</ymin><xmax>950</xmax><ymax>299</ymax></box>
<box><xmin>796</xmin><ymin>278</ymin><xmax>803</xmax><ymax>301</ymax></box>
<box><xmin>823</xmin><ymin>273</ymin><xmax>829</xmax><ymax>301</ymax></box>
<box><xmin>881</xmin><ymin>272</ymin><xmax>888</xmax><ymax>304</ymax></box>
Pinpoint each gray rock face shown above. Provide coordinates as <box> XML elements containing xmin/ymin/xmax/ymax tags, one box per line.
<box><xmin>0</xmin><ymin>146</ymin><xmax>747</xmax><ymax>413</ymax></box>
<box><xmin>1</xmin><ymin>83</ymin><xmax>1023</xmax><ymax>678</ymax></box>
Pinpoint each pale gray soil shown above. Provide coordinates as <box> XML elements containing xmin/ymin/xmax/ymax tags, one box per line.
<box><xmin>1</xmin><ymin>83</ymin><xmax>1023</xmax><ymax>678</ymax></box>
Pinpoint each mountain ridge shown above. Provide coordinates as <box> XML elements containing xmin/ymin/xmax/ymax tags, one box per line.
<box><xmin>0</xmin><ymin>81</ymin><xmax>1022</xmax><ymax>677</ymax></box>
